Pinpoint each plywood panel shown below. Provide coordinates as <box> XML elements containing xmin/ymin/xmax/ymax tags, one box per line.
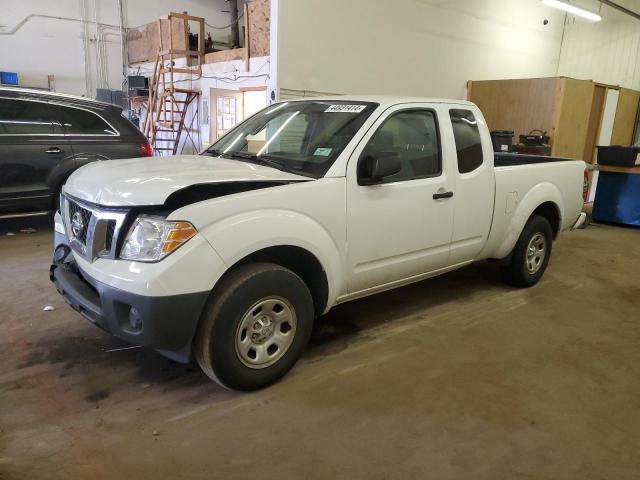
<box><xmin>127</xmin><ymin>18</ymin><xmax>187</xmax><ymax>64</ymax></box>
<box><xmin>205</xmin><ymin>48</ymin><xmax>246</xmax><ymax>64</ymax></box>
<box><xmin>553</xmin><ymin>78</ymin><xmax>594</xmax><ymax>160</ymax></box>
<box><xmin>611</xmin><ymin>88</ymin><xmax>640</xmax><ymax>146</ymax></box>
<box><xmin>247</xmin><ymin>0</ymin><xmax>270</xmax><ymax>57</ymax></box>
<box><xmin>468</xmin><ymin>77</ymin><xmax>561</xmax><ymax>141</ymax></box>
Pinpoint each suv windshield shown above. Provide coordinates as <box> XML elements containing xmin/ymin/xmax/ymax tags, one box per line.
<box><xmin>204</xmin><ymin>100</ymin><xmax>378</xmax><ymax>178</ymax></box>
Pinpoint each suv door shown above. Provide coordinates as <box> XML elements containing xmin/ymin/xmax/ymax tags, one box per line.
<box><xmin>345</xmin><ymin>105</ymin><xmax>455</xmax><ymax>294</ymax></box>
<box><xmin>49</xmin><ymin>103</ymin><xmax>121</xmax><ymax>170</ymax></box>
<box><xmin>0</xmin><ymin>97</ymin><xmax>74</xmax><ymax>214</ymax></box>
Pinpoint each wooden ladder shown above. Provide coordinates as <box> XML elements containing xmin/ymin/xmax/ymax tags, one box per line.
<box><xmin>143</xmin><ymin>12</ymin><xmax>205</xmax><ymax>156</ymax></box>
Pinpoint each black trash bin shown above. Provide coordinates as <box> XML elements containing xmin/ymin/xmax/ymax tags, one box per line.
<box><xmin>596</xmin><ymin>146</ymin><xmax>640</xmax><ymax>167</ymax></box>
<box><xmin>490</xmin><ymin>130</ymin><xmax>514</xmax><ymax>152</ymax></box>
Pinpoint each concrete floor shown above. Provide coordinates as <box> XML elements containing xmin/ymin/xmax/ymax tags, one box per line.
<box><xmin>1</xmin><ymin>217</ymin><xmax>639</xmax><ymax>480</ymax></box>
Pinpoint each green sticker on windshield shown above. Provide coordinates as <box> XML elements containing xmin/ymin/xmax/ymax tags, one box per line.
<box><xmin>314</xmin><ymin>147</ymin><xmax>332</xmax><ymax>157</ymax></box>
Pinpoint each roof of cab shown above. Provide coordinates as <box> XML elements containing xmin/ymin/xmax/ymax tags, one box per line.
<box><xmin>0</xmin><ymin>86</ymin><xmax>119</xmax><ymax>110</ymax></box>
<box><xmin>282</xmin><ymin>95</ymin><xmax>475</xmax><ymax>108</ymax></box>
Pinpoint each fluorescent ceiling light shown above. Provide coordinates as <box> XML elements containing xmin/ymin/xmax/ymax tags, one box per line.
<box><xmin>542</xmin><ymin>0</ymin><xmax>603</xmax><ymax>21</ymax></box>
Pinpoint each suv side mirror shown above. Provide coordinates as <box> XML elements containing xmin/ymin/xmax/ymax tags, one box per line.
<box><xmin>360</xmin><ymin>151</ymin><xmax>401</xmax><ymax>184</ymax></box>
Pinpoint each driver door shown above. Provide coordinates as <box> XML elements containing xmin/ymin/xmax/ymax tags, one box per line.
<box><xmin>345</xmin><ymin>105</ymin><xmax>455</xmax><ymax>294</ymax></box>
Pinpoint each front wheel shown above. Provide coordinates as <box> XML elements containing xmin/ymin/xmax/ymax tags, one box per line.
<box><xmin>502</xmin><ymin>215</ymin><xmax>553</xmax><ymax>288</ymax></box>
<box><xmin>194</xmin><ymin>263</ymin><xmax>314</xmax><ymax>391</ymax></box>
<box><xmin>53</xmin><ymin>185</ymin><xmax>63</xmax><ymax>213</ymax></box>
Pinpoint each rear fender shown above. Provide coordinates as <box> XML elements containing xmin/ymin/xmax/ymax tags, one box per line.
<box><xmin>492</xmin><ymin>182</ymin><xmax>564</xmax><ymax>259</ymax></box>
<box><xmin>47</xmin><ymin>154</ymin><xmax>109</xmax><ymax>201</ymax></box>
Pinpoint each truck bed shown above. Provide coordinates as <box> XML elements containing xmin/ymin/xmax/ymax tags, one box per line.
<box><xmin>480</xmin><ymin>154</ymin><xmax>586</xmax><ymax>261</ymax></box>
<box><xmin>494</xmin><ymin>152</ymin><xmax>575</xmax><ymax>167</ymax></box>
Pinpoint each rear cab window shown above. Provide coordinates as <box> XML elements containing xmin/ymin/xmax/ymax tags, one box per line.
<box><xmin>449</xmin><ymin>109</ymin><xmax>484</xmax><ymax>174</ymax></box>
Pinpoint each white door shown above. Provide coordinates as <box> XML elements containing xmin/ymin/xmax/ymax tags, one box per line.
<box><xmin>446</xmin><ymin>106</ymin><xmax>495</xmax><ymax>264</ymax></box>
<box><xmin>598</xmin><ymin>88</ymin><xmax>620</xmax><ymax>148</ymax></box>
<box><xmin>346</xmin><ymin>105</ymin><xmax>455</xmax><ymax>294</ymax></box>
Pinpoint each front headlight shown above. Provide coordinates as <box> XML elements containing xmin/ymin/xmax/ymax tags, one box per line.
<box><xmin>120</xmin><ymin>215</ymin><xmax>197</xmax><ymax>262</ymax></box>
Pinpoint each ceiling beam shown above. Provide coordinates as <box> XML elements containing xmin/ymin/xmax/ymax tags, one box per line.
<box><xmin>600</xmin><ymin>0</ymin><xmax>640</xmax><ymax>21</ymax></box>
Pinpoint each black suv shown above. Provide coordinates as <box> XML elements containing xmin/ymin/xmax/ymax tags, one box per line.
<box><xmin>0</xmin><ymin>87</ymin><xmax>152</xmax><ymax>217</ymax></box>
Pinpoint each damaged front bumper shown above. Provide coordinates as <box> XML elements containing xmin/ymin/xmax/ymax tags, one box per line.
<box><xmin>50</xmin><ymin>212</ymin><xmax>209</xmax><ymax>363</ymax></box>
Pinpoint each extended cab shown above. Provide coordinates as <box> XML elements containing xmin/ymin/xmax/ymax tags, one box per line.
<box><xmin>50</xmin><ymin>97</ymin><xmax>587</xmax><ymax>390</ymax></box>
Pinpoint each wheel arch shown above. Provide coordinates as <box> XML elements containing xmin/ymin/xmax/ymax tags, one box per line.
<box><xmin>491</xmin><ymin>182</ymin><xmax>564</xmax><ymax>260</ymax></box>
<box><xmin>531</xmin><ymin>201</ymin><xmax>561</xmax><ymax>239</ymax></box>
<box><xmin>196</xmin><ymin>208</ymin><xmax>344</xmax><ymax>313</ymax></box>
<box><xmin>221</xmin><ymin>245</ymin><xmax>330</xmax><ymax>316</ymax></box>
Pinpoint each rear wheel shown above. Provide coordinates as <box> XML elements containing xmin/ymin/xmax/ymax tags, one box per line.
<box><xmin>194</xmin><ymin>263</ymin><xmax>314</xmax><ymax>391</ymax></box>
<box><xmin>503</xmin><ymin>215</ymin><xmax>553</xmax><ymax>288</ymax></box>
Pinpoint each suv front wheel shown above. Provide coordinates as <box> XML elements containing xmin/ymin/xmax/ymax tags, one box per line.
<box><xmin>194</xmin><ymin>263</ymin><xmax>314</xmax><ymax>391</ymax></box>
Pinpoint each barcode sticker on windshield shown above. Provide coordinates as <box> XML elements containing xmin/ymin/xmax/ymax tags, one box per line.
<box><xmin>325</xmin><ymin>105</ymin><xmax>367</xmax><ymax>113</ymax></box>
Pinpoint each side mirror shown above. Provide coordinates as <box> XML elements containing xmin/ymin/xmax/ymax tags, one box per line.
<box><xmin>360</xmin><ymin>151</ymin><xmax>401</xmax><ymax>184</ymax></box>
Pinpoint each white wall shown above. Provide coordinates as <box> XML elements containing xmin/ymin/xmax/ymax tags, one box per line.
<box><xmin>0</xmin><ymin>0</ymin><xmax>244</xmax><ymax>95</ymax></box>
<box><xmin>558</xmin><ymin>0</ymin><xmax>640</xmax><ymax>90</ymax></box>
<box><xmin>276</xmin><ymin>0</ymin><xmax>566</xmax><ymax>100</ymax></box>
<box><xmin>0</xmin><ymin>1</ymin><xmax>88</xmax><ymax>93</ymax></box>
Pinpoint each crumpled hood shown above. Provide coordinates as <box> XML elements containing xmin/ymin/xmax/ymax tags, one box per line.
<box><xmin>64</xmin><ymin>155</ymin><xmax>311</xmax><ymax>206</ymax></box>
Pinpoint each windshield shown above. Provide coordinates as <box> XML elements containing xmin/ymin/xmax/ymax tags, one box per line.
<box><xmin>204</xmin><ymin>100</ymin><xmax>378</xmax><ymax>178</ymax></box>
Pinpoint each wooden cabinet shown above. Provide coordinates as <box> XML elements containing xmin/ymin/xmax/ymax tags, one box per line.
<box><xmin>467</xmin><ymin>77</ymin><xmax>640</xmax><ymax>162</ymax></box>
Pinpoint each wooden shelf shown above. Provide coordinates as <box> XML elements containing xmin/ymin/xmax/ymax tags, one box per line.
<box><xmin>597</xmin><ymin>164</ymin><xmax>640</xmax><ymax>175</ymax></box>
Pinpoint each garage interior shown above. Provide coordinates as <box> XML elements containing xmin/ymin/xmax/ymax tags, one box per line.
<box><xmin>1</xmin><ymin>0</ymin><xmax>640</xmax><ymax>479</ymax></box>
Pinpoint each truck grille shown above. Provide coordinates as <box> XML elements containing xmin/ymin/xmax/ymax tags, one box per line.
<box><xmin>61</xmin><ymin>195</ymin><xmax>128</xmax><ymax>262</ymax></box>
<box><xmin>105</xmin><ymin>220</ymin><xmax>116</xmax><ymax>251</ymax></box>
<box><xmin>67</xmin><ymin>201</ymin><xmax>92</xmax><ymax>245</ymax></box>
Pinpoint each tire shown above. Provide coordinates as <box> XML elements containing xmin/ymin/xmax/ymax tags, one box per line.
<box><xmin>53</xmin><ymin>185</ymin><xmax>62</xmax><ymax>213</ymax></box>
<box><xmin>503</xmin><ymin>215</ymin><xmax>553</xmax><ymax>288</ymax></box>
<box><xmin>194</xmin><ymin>262</ymin><xmax>314</xmax><ymax>391</ymax></box>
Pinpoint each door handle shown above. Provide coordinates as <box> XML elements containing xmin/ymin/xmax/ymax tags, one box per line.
<box><xmin>433</xmin><ymin>190</ymin><xmax>454</xmax><ymax>200</ymax></box>
<box><xmin>45</xmin><ymin>147</ymin><xmax>62</xmax><ymax>154</ymax></box>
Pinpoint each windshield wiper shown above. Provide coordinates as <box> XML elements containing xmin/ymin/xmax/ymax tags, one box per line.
<box><xmin>204</xmin><ymin>148</ymin><xmax>224</xmax><ymax>157</ymax></box>
<box><xmin>210</xmin><ymin>150</ymin><xmax>315</xmax><ymax>178</ymax></box>
<box><xmin>225</xmin><ymin>152</ymin><xmax>287</xmax><ymax>172</ymax></box>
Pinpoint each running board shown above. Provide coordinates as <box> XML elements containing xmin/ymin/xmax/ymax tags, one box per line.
<box><xmin>0</xmin><ymin>211</ymin><xmax>51</xmax><ymax>220</ymax></box>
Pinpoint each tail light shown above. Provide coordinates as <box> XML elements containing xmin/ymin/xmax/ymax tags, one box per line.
<box><xmin>139</xmin><ymin>143</ymin><xmax>154</xmax><ymax>157</ymax></box>
<box><xmin>583</xmin><ymin>168</ymin><xmax>589</xmax><ymax>202</ymax></box>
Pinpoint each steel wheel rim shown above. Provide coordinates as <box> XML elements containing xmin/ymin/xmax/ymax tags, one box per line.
<box><xmin>526</xmin><ymin>232</ymin><xmax>547</xmax><ymax>274</ymax></box>
<box><xmin>235</xmin><ymin>296</ymin><xmax>297</xmax><ymax>369</ymax></box>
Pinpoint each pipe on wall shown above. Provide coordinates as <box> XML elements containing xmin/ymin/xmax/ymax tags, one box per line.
<box><xmin>93</xmin><ymin>0</ymin><xmax>106</xmax><ymax>89</ymax></box>
<box><xmin>80</xmin><ymin>0</ymin><xmax>94</xmax><ymax>97</ymax></box>
<box><xmin>117</xmin><ymin>0</ymin><xmax>128</xmax><ymax>92</ymax></box>
<box><xmin>0</xmin><ymin>13</ymin><xmax>122</xmax><ymax>35</ymax></box>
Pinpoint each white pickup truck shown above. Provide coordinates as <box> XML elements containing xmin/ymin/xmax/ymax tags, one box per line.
<box><xmin>51</xmin><ymin>96</ymin><xmax>586</xmax><ymax>390</ymax></box>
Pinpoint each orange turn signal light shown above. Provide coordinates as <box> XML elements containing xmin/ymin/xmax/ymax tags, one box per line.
<box><xmin>162</xmin><ymin>223</ymin><xmax>196</xmax><ymax>254</ymax></box>
<box><xmin>167</xmin><ymin>227</ymin><xmax>197</xmax><ymax>241</ymax></box>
